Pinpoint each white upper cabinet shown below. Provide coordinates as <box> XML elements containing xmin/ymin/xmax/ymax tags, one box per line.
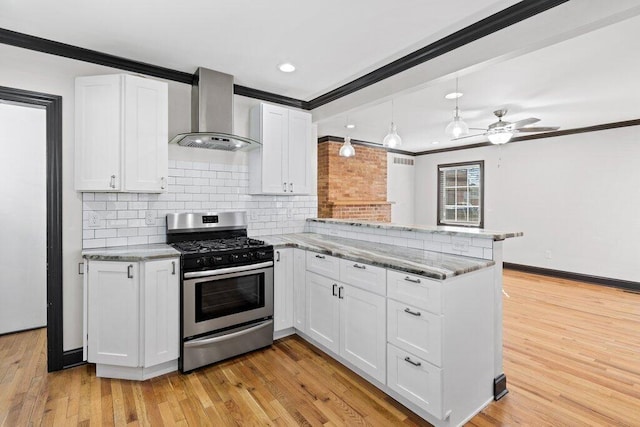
<box><xmin>75</xmin><ymin>74</ymin><xmax>168</xmax><ymax>192</ymax></box>
<box><xmin>249</xmin><ymin>103</ymin><xmax>313</xmax><ymax>195</ymax></box>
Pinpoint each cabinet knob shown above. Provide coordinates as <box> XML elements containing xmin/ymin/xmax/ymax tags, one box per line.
<box><xmin>110</xmin><ymin>175</ymin><xmax>116</xmax><ymax>189</ymax></box>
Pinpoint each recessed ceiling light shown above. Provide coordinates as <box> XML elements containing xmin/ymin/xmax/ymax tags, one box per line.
<box><xmin>432</xmin><ymin>141</ymin><xmax>440</xmax><ymax>145</ymax></box>
<box><xmin>445</xmin><ymin>92</ymin><xmax>463</xmax><ymax>99</ymax></box>
<box><xmin>278</xmin><ymin>63</ymin><xmax>296</xmax><ymax>73</ymax></box>
<box><xmin>345</xmin><ymin>124</ymin><xmax>356</xmax><ymax>129</ymax></box>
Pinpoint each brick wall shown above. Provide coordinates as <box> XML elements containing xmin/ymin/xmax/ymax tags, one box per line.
<box><xmin>317</xmin><ymin>139</ymin><xmax>391</xmax><ymax>222</ymax></box>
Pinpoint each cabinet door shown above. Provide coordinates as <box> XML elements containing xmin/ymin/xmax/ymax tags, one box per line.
<box><xmin>387</xmin><ymin>344</ymin><xmax>443</xmax><ymax>420</ymax></box>
<box><xmin>124</xmin><ymin>75</ymin><xmax>168</xmax><ymax>192</ymax></box>
<box><xmin>274</xmin><ymin>249</ymin><xmax>294</xmax><ymax>332</ymax></box>
<box><xmin>287</xmin><ymin>110</ymin><xmax>312</xmax><ymax>194</ymax></box>
<box><xmin>305</xmin><ymin>271</ymin><xmax>340</xmax><ymax>354</ymax></box>
<box><xmin>260</xmin><ymin>104</ymin><xmax>288</xmax><ymax>194</ymax></box>
<box><xmin>143</xmin><ymin>258</ymin><xmax>179</xmax><ymax>367</ymax></box>
<box><xmin>292</xmin><ymin>249</ymin><xmax>306</xmax><ymax>332</ymax></box>
<box><xmin>387</xmin><ymin>299</ymin><xmax>442</xmax><ymax>366</ymax></box>
<box><xmin>88</xmin><ymin>261</ymin><xmax>139</xmax><ymax>366</ymax></box>
<box><xmin>339</xmin><ymin>284</ymin><xmax>386</xmax><ymax>383</ymax></box>
<box><xmin>75</xmin><ymin>75</ymin><xmax>122</xmax><ymax>191</ymax></box>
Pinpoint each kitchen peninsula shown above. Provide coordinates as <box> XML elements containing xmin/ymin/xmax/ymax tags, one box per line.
<box><xmin>262</xmin><ymin>218</ymin><xmax>522</xmax><ymax>427</ymax></box>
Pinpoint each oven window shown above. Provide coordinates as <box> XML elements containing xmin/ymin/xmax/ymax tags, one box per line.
<box><xmin>195</xmin><ymin>273</ymin><xmax>265</xmax><ymax>322</ymax></box>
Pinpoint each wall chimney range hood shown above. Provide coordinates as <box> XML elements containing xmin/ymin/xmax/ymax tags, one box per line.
<box><xmin>169</xmin><ymin>67</ymin><xmax>260</xmax><ymax>151</ymax></box>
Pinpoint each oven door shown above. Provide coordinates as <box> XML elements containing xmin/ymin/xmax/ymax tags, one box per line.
<box><xmin>182</xmin><ymin>261</ymin><xmax>274</xmax><ymax>339</ymax></box>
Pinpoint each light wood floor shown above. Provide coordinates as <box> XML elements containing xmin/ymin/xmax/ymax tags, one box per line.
<box><xmin>1</xmin><ymin>270</ymin><xmax>639</xmax><ymax>426</ymax></box>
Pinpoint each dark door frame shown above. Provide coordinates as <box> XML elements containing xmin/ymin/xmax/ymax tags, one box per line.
<box><xmin>0</xmin><ymin>86</ymin><xmax>63</xmax><ymax>372</ymax></box>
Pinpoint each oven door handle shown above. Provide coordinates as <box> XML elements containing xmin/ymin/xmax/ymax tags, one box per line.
<box><xmin>183</xmin><ymin>261</ymin><xmax>274</xmax><ymax>279</ymax></box>
<box><xmin>183</xmin><ymin>319</ymin><xmax>273</xmax><ymax>348</ymax></box>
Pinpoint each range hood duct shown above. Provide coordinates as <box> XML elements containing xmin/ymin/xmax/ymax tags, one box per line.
<box><xmin>169</xmin><ymin>67</ymin><xmax>260</xmax><ymax>151</ymax></box>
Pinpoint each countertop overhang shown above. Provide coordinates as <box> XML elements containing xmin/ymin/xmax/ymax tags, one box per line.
<box><xmin>82</xmin><ymin>244</ymin><xmax>180</xmax><ymax>261</ymax></box>
<box><xmin>307</xmin><ymin>218</ymin><xmax>523</xmax><ymax>241</ymax></box>
<box><xmin>262</xmin><ymin>233</ymin><xmax>495</xmax><ymax>280</ymax></box>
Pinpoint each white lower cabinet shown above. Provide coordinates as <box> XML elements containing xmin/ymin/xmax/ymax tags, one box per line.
<box><xmin>274</xmin><ymin>248</ymin><xmax>294</xmax><ymax>333</ymax></box>
<box><xmin>387</xmin><ymin>343</ymin><xmax>443</xmax><ymax>419</ymax></box>
<box><xmin>305</xmin><ymin>271</ymin><xmax>340</xmax><ymax>353</ymax></box>
<box><xmin>292</xmin><ymin>249</ymin><xmax>307</xmax><ymax>332</ymax></box>
<box><xmin>85</xmin><ymin>257</ymin><xmax>180</xmax><ymax>380</ymax></box>
<box><xmin>305</xmin><ymin>270</ymin><xmax>386</xmax><ymax>383</ymax></box>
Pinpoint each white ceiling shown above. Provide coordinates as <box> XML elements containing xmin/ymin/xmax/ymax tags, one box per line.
<box><xmin>2</xmin><ymin>1</ymin><xmax>640</xmax><ymax>153</ymax></box>
<box><xmin>317</xmin><ymin>13</ymin><xmax>640</xmax><ymax>152</ymax></box>
<box><xmin>0</xmin><ymin>0</ymin><xmax>518</xmax><ymax>99</ymax></box>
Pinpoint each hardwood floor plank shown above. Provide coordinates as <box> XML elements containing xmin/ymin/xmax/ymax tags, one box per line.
<box><xmin>2</xmin><ymin>270</ymin><xmax>640</xmax><ymax>426</ymax></box>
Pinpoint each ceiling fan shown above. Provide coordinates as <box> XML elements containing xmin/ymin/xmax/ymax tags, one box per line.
<box><xmin>454</xmin><ymin>109</ymin><xmax>560</xmax><ymax>144</ymax></box>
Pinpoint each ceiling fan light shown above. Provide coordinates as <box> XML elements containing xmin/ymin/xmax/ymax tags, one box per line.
<box><xmin>383</xmin><ymin>122</ymin><xmax>402</xmax><ymax>148</ymax></box>
<box><xmin>487</xmin><ymin>130</ymin><xmax>513</xmax><ymax>145</ymax></box>
<box><xmin>445</xmin><ymin>116</ymin><xmax>469</xmax><ymax>139</ymax></box>
<box><xmin>339</xmin><ymin>136</ymin><xmax>356</xmax><ymax>157</ymax></box>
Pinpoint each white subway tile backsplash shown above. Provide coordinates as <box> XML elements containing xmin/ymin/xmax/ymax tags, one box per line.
<box><xmin>472</xmin><ymin>237</ymin><xmax>493</xmax><ymax>249</ymax></box>
<box><xmin>82</xmin><ymin>160</ymin><xmax>318</xmax><ymax>249</ymax></box>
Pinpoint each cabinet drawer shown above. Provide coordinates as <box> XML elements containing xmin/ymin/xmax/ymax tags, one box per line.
<box><xmin>306</xmin><ymin>251</ymin><xmax>340</xmax><ymax>280</ymax></box>
<box><xmin>387</xmin><ymin>344</ymin><xmax>443</xmax><ymax>420</ymax></box>
<box><xmin>339</xmin><ymin>259</ymin><xmax>386</xmax><ymax>296</ymax></box>
<box><xmin>387</xmin><ymin>299</ymin><xmax>442</xmax><ymax>366</ymax></box>
<box><xmin>387</xmin><ymin>270</ymin><xmax>442</xmax><ymax>314</ymax></box>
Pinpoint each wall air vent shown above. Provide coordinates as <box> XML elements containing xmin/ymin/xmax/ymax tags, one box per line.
<box><xmin>393</xmin><ymin>157</ymin><xmax>414</xmax><ymax>166</ymax></box>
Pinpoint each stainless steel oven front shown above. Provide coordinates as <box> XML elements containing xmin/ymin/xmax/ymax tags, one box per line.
<box><xmin>181</xmin><ymin>261</ymin><xmax>274</xmax><ymax>372</ymax></box>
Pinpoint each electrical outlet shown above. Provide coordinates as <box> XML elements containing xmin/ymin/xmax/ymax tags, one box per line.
<box><xmin>145</xmin><ymin>211</ymin><xmax>156</xmax><ymax>226</ymax></box>
<box><xmin>545</xmin><ymin>250</ymin><xmax>552</xmax><ymax>259</ymax></box>
<box><xmin>88</xmin><ymin>212</ymin><xmax>100</xmax><ymax>228</ymax></box>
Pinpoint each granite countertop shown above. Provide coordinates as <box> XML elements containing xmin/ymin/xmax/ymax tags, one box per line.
<box><xmin>307</xmin><ymin>218</ymin><xmax>523</xmax><ymax>241</ymax></box>
<box><xmin>82</xmin><ymin>244</ymin><xmax>180</xmax><ymax>261</ymax></box>
<box><xmin>261</xmin><ymin>233</ymin><xmax>494</xmax><ymax>280</ymax></box>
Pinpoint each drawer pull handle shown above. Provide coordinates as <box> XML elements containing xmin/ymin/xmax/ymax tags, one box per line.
<box><xmin>276</xmin><ymin>251</ymin><xmax>280</xmax><ymax>262</ymax></box>
<box><xmin>161</xmin><ymin>176</ymin><xmax>167</xmax><ymax>189</ymax></box>
<box><xmin>404</xmin><ymin>357</ymin><xmax>421</xmax><ymax>367</ymax></box>
<box><xmin>172</xmin><ymin>261</ymin><xmax>176</xmax><ymax>275</ymax></box>
<box><xmin>404</xmin><ymin>276</ymin><xmax>421</xmax><ymax>284</ymax></box>
<box><xmin>338</xmin><ymin>286</ymin><xmax>344</xmax><ymax>299</ymax></box>
<box><xmin>332</xmin><ymin>283</ymin><xmax>338</xmax><ymax>296</ymax></box>
<box><xmin>283</xmin><ymin>182</ymin><xmax>287</xmax><ymax>192</ymax></box>
<box><xmin>127</xmin><ymin>264</ymin><xmax>134</xmax><ymax>279</ymax></box>
<box><xmin>404</xmin><ymin>308</ymin><xmax>421</xmax><ymax>316</ymax></box>
<box><xmin>110</xmin><ymin>174</ymin><xmax>116</xmax><ymax>189</ymax></box>
<box><xmin>353</xmin><ymin>263</ymin><xmax>366</xmax><ymax>270</ymax></box>
<box><xmin>315</xmin><ymin>254</ymin><xmax>326</xmax><ymax>259</ymax></box>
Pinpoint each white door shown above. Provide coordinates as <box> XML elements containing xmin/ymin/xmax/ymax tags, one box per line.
<box><xmin>87</xmin><ymin>261</ymin><xmax>139</xmax><ymax>367</ymax></box>
<box><xmin>260</xmin><ymin>104</ymin><xmax>288</xmax><ymax>193</ymax></box>
<box><xmin>273</xmin><ymin>248</ymin><xmax>294</xmax><ymax>332</ymax></box>
<box><xmin>287</xmin><ymin>110</ymin><xmax>312</xmax><ymax>194</ymax></box>
<box><xmin>124</xmin><ymin>75</ymin><xmax>168</xmax><ymax>192</ymax></box>
<box><xmin>0</xmin><ymin>103</ymin><xmax>47</xmax><ymax>334</ymax></box>
<box><xmin>74</xmin><ymin>74</ymin><xmax>122</xmax><ymax>191</ymax></box>
<box><xmin>339</xmin><ymin>284</ymin><xmax>387</xmax><ymax>383</ymax></box>
<box><xmin>305</xmin><ymin>271</ymin><xmax>339</xmax><ymax>353</ymax></box>
<box><xmin>144</xmin><ymin>258</ymin><xmax>179</xmax><ymax>367</ymax></box>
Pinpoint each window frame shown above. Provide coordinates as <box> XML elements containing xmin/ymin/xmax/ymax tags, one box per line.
<box><xmin>437</xmin><ymin>160</ymin><xmax>485</xmax><ymax>229</ymax></box>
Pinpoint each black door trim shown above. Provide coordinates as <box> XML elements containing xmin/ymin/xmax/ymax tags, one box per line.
<box><xmin>0</xmin><ymin>86</ymin><xmax>64</xmax><ymax>372</ymax></box>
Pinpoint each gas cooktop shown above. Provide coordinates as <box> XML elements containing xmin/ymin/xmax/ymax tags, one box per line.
<box><xmin>171</xmin><ymin>236</ymin><xmax>268</xmax><ymax>255</ymax></box>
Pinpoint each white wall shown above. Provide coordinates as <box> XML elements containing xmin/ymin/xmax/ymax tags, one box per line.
<box><xmin>387</xmin><ymin>153</ymin><xmax>415</xmax><ymax>224</ymax></box>
<box><xmin>414</xmin><ymin>126</ymin><xmax>640</xmax><ymax>282</ymax></box>
<box><xmin>0</xmin><ymin>103</ymin><xmax>47</xmax><ymax>334</ymax></box>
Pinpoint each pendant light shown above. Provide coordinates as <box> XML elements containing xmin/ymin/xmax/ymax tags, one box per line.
<box><xmin>339</xmin><ymin>136</ymin><xmax>355</xmax><ymax>158</ymax></box>
<box><xmin>445</xmin><ymin>77</ymin><xmax>469</xmax><ymax>139</ymax></box>
<box><xmin>383</xmin><ymin>100</ymin><xmax>402</xmax><ymax>148</ymax></box>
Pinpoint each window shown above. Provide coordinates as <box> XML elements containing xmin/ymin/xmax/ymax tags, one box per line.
<box><xmin>437</xmin><ymin>161</ymin><xmax>484</xmax><ymax>228</ymax></box>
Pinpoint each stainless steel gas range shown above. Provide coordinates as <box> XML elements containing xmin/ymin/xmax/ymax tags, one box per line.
<box><xmin>166</xmin><ymin>211</ymin><xmax>274</xmax><ymax>373</ymax></box>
